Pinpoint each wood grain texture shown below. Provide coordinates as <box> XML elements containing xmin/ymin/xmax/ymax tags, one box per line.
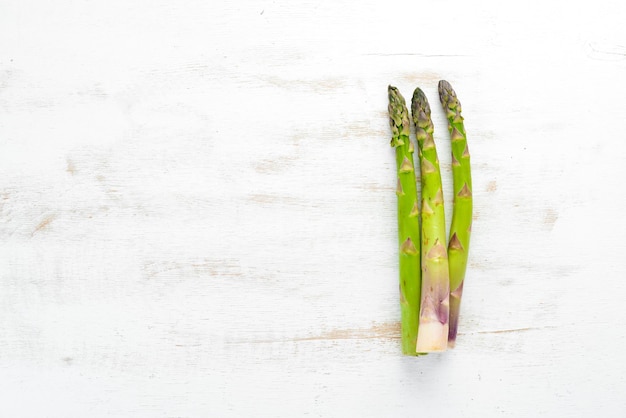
<box><xmin>2</xmin><ymin>0</ymin><xmax>626</xmax><ymax>416</ymax></box>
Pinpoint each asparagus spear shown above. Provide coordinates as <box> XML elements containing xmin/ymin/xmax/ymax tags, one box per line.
<box><xmin>438</xmin><ymin>80</ymin><xmax>472</xmax><ymax>347</ymax></box>
<box><xmin>411</xmin><ymin>88</ymin><xmax>450</xmax><ymax>352</ymax></box>
<box><xmin>388</xmin><ymin>86</ymin><xmax>421</xmax><ymax>355</ymax></box>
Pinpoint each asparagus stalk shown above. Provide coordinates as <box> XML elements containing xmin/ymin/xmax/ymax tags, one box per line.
<box><xmin>438</xmin><ymin>80</ymin><xmax>472</xmax><ymax>347</ymax></box>
<box><xmin>388</xmin><ymin>86</ymin><xmax>421</xmax><ymax>355</ymax></box>
<box><xmin>411</xmin><ymin>88</ymin><xmax>450</xmax><ymax>352</ymax></box>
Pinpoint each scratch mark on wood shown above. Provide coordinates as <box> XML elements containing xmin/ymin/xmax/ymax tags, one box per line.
<box><xmin>258</xmin><ymin>75</ymin><xmax>347</xmax><ymax>93</ymax></box>
<box><xmin>587</xmin><ymin>42</ymin><xmax>626</xmax><ymax>60</ymax></box>
<box><xmin>247</xmin><ymin>193</ymin><xmax>312</xmax><ymax>207</ymax></box>
<box><xmin>363</xmin><ymin>53</ymin><xmax>470</xmax><ymax>58</ymax></box>
<box><xmin>305</xmin><ymin>322</ymin><xmax>400</xmax><ymax>341</ymax></box>
<box><xmin>340</xmin><ymin>120</ymin><xmax>376</xmax><ymax>139</ymax></box>
<box><xmin>0</xmin><ymin>192</ymin><xmax>9</xmax><ymax>214</ymax></box>
<box><xmin>356</xmin><ymin>182</ymin><xmax>394</xmax><ymax>193</ymax></box>
<box><xmin>469</xmin><ymin>260</ymin><xmax>488</xmax><ymax>271</ymax></box>
<box><xmin>477</xmin><ymin>327</ymin><xmax>534</xmax><ymax>334</ymax></box>
<box><xmin>254</xmin><ymin>155</ymin><xmax>298</xmax><ymax>174</ymax></box>
<box><xmin>0</xmin><ymin>69</ymin><xmax>15</xmax><ymax>90</ymax></box>
<box><xmin>544</xmin><ymin>208</ymin><xmax>558</xmax><ymax>227</ymax></box>
<box><xmin>254</xmin><ymin>134</ymin><xmax>305</xmax><ymax>173</ymax></box>
<box><xmin>143</xmin><ymin>258</ymin><xmax>242</xmax><ymax>279</ymax></box>
<box><xmin>233</xmin><ymin>322</ymin><xmax>401</xmax><ymax>344</ymax></box>
<box><xmin>66</xmin><ymin>158</ymin><xmax>76</xmax><ymax>175</ymax></box>
<box><xmin>479</xmin><ymin>130</ymin><xmax>496</xmax><ymax>141</ymax></box>
<box><xmin>400</xmin><ymin>71</ymin><xmax>445</xmax><ymax>85</ymax></box>
<box><xmin>290</xmin><ymin>133</ymin><xmax>304</xmax><ymax>146</ymax></box>
<box><xmin>76</xmin><ymin>85</ymin><xmax>108</xmax><ymax>98</ymax></box>
<box><xmin>486</xmin><ymin>180</ymin><xmax>497</xmax><ymax>192</ymax></box>
<box><xmin>465</xmin><ymin>325</ymin><xmax>558</xmax><ymax>335</ymax></box>
<box><xmin>32</xmin><ymin>214</ymin><xmax>56</xmax><ymax>236</ymax></box>
<box><xmin>230</xmin><ymin>323</ymin><xmax>559</xmax><ymax>344</ymax></box>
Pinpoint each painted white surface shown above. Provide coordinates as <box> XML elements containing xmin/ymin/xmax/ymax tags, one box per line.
<box><xmin>1</xmin><ymin>0</ymin><xmax>626</xmax><ymax>416</ymax></box>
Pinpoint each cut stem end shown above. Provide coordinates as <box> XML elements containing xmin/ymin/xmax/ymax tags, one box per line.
<box><xmin>415</xmin><ymin>322</ymin><xmax>449</xmax><ymax>352</ymax></box>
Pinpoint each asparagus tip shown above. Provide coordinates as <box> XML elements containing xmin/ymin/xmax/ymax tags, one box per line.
<box><xmin>387</xmin><ymin>85</ymin><xmax>401</xmax><ymax>102</ymax></box>
<box><xmin>411</xmin><ymin>87</ymin><xmax>430</xmax><ymax>128</ymax></box>
<box><xmin>388</xmin><ymin>86</ymin><xmax>410</xmax><ymax>143</ymax></box>
<box><xmin>438</xmin><ymin>80</ymin><xmax>462</xmax><ymax>111</ymax></box>
<box><xmin>438</xmin><ymin>79</ymin><xmax>454</xmax><ymax>95</ymax></box>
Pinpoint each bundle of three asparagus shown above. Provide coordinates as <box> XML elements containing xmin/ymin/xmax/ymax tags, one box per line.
<box><xmin>388</xmin><ymin>81</ymin><xmax>472</xmax><ymax>355</ymax></box>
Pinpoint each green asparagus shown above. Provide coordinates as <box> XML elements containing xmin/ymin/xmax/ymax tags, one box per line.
<box><xmin>438</xmin><ymin>80</ymin><xmax>472</xmax><ymax>347</ymax></box>
<box><xmin>388</xmin><ymin>86</ymin><xmax>421</xmax><ymax>355</ymax></box>
<box><xmin>411</xmin><ymin>88</ymin><xmax>450</xmax><ymax>352</ymax></box>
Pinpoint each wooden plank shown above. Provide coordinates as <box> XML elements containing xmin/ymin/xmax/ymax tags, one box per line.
<box><xmin>1</xmin><ymin>0</ymin><xmax>626</xmax><ymax>416</ymax></box>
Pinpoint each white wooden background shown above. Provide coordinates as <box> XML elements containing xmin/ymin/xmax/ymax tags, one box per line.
<box><xmin>1</xmin><ymin>0</ymin><xmax>626</xmax><ymax>416</ymax></box>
